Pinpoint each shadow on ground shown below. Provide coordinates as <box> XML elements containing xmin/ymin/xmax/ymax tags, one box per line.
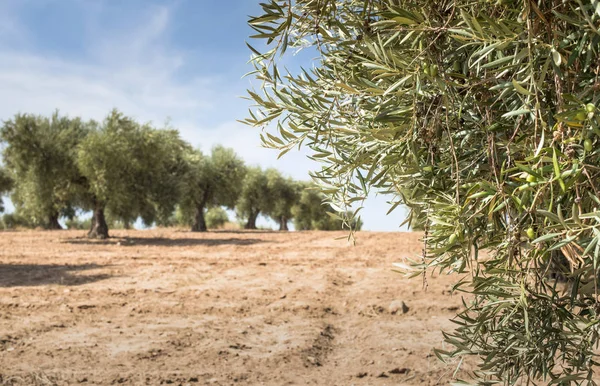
<box><xmin>0</xmin><ymin>263</ymin><xmax>113</xmax><ymax>287</ymax></box>
<box><xmin>212</xmin><ymin>229</ymin><xmax>278</xmax><ymax>234</ymax></box>
<box><xmin>63</xmin><ymin>237</ymin><xmax>268</xmax><ymax>247</ymax></box>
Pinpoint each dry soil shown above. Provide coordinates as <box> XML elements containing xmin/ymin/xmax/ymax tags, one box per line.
<box><xmin>0</xmin><ymin>229</ymin><xmax>470</xmax><ymax>385</ymax></box>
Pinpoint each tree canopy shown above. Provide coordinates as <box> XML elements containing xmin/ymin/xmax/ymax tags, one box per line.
<box><xmin>77</xmin><ymin>110</ymin><xmax>188</xmax><ymax>238</ymax></box>
<box><xmin>263</xmin><ymin>169</ymin><xmax>299</xmax><ymax>230</ymax></box>
<box><xmin>245</xmin><ymin>0</ymin><xmax>600</xmax><ymax>383</ymax></box>
<box><xmin>0</xmin><ymin>112</ymin><xmax>88</xmax><ymax>228</ymax></box>
<box><xmin>293</xmin><ymin>183</ymin><xmax>362</xmax><ymax>231</ymax></box>
<box><xmin>178</xmin><ymin>145</ymin><xmax>246</xmax><ymax>232</ymax></box>
<box><xmin>0</xmin><ymin>108</ymin><xmax>364</xmax><ymax>235</ymax></box>
<box><xmin>236</xmin><ymin>166</ymin><xmax>271</xmax><ymax>229</ymax></box>
<box><xmin>205</xmin><ymin>207</ymin><xmax>230</xmax><ymax>229</ymax></box>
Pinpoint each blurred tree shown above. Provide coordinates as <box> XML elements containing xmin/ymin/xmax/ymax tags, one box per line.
<box><xmin>0</xmin><ymin>112</ymin><xmax>89</xmax><ymax>229</ymax></box>
<box><xmin>263</xmin><ymin>169</ymin><xmax>299</xmax><ymax>231</ymax></box>
<box><xmin>64</xmin><ymin>216</ymin><xmax>92</xmax><ymax>230</ymax></box>
<box><xmin>0</xmin><ymin>168</ymin><xmax>13</xmax><ymax>213</ymax></box>
<box><xmin>293</xmin><ymin>183</ymin><xmax>362</xmax><ymax>231</ymax></box>
<box><xmin>1</xmin><ymin>211</ymin><xmax>36</xmax><ymax>229</ymax></box>
<box><xmin>179</xmin><ymin>146</ymin><xmax>246</xmax><ymax>232</ymax></box>
<box><xmin>178</xmin><ymin>149</ymin><xmax>215</xmax><ymax>232</ymax></box>
<box><xmin>205</xmin><ymin>207</ymin><xmax>229</xmax><ymax>229</ymax></box>
<box><xmin>236</xmin><ymin>166</ymin><xmax>271</xmax><ymax>229</ymax></box>
<box><xmin>154</xmin><ymin>206</ymin><xmax>187</xmax><ymax>228</ymax></box>
<box><xmin>77</xmin><ymin>109</ymin><xmax>188</xmax><ymax>238</ymax></box>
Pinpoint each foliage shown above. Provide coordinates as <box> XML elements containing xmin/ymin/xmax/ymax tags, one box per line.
<box><xmin>0</xmin><ymin>168</ymin><xmax>13</xmax><ymax>213</ymax></box>
<box><xmin>0</xmin><ymin>211</ymin><xmax>37</xmax><ymax>229</ymax></box>
<box><xmin>263</xmin><ymin>169</ymin><xmax>299</xmax><ymax>230</ymax></box>
<box><xmin>0</xmin><ymin>106</ymin><xmax>366</xmax><ymax>237</ymax></box>
<box><xmin>236</xmin><ymin>166</ymin><xmax>271</xmax><ymax>229</ymax></box>
<box><xmin>64</xmin><ymin>216</ymin><xmax>92</xmax><ymax>230</ymax></box>
<box><xmin>245</xmin><ymin>0</ymin><xmax>600</xmax><ymax>383</ymax></box>
<box><xmin>293</xmin><ymin>183</ymin><xmax>362</xmax><ymax>231</ymax></box>
<box><xmin>211</xmin><ymin>146</ymin><xmax>248</xmax><ymax>209</ymax></box>
<box><xmin>205</xmin><ymin>207</ymin><xmax>229</xmax><ymax>229</ymax></box>
<box><xmin>65</xmin><ymin>214</ymin><xmax>131</xmax><ymax>231</ymax></box>
<box><xmin>77</xmin><ymin>109</ymin><xmax>188</xmax><ymax>238</ymax></box>
<box><xmin>156</xmin><ymin>206</ymin><xmax>230</xmax><ymax>229</ymax></box>
<box><xmin>154</xmin><ymin>206</ymin><xmax>183</xmax><ymax>228</ymax></box>
<box><xmin>178</xmin><ymin>146</ymin><xmax>246</xmax><ymax>231</ymax></box>
<box><xmin>0</xmin><ymin>112</ymin><xmax>88</xmax><ymax>228</ymax></box>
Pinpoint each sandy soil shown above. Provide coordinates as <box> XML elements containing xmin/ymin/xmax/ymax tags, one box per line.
<box><xmin>0</xmin><ymin>229</ymin><xmax>470</xmax><ymax>385</ymax></box>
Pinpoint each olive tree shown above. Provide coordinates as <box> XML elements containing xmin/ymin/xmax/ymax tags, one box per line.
<box><xmin>77</xmin><ymin>110</ymin><xmax>187</xmax><ymax>238</ymax></box>
<box><xmin>0</xmin><ymin>112</ymin><xmax>88</xmax><ymax>229</ymax></box>
<box><xmin>245</xmin><ymin>0</ymin><xmax>600</xmax><ymax>383</ymax></box>
<box><xmin>293</xmin><ymin>183</ymin><xmax>363</xmax><ymax>231</ymax></box>
<box><xmin>179</xmin><ymin>146</ymin><xmax>246</xmax><ymax>232</ymax></box>
<box><xmin>236</xmin><ymin>166</ymin><xmax>271</xmax><ymax>229</ymax></box>
<box><xmin>263</xmin><ymin>169</ymin><xmax>299</xmax><ymax>230</ymax></box>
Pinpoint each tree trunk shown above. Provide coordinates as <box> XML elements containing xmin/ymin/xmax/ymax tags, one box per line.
<box><xmin>89</xmin><ymin>212</ymin><xmax>96</xmax><ymax>232</ymax></box>
<box><xmin>278</xmin><ymin>216</ymin><xmax>289</xmax><ymax>231</ymax></box>
<box><xmin>191</xmin><ymin>204</ymin><xmax>207</xmax><ymax>232</ymax></box>
<box><xmin>123</xmin><ymin>220</ymin><xmax>131</xmax><ymax>230</ymax></box>
<box><xmin>47</xmin><ymin>212</ymin><xmax>63</xmax><ymax>230</ymax></box>
<box><xmin>245</xmin><ymin>210</ymin><xmax>259</xmax><ymax>230</ymax></box>
<box><xmin>88</xmin><ymin>201</ymin><xmax>109</xmax><ymax>239</ymax></box>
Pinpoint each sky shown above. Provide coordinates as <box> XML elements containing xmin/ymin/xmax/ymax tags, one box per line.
<box><xmin>0</xmin><ymin>0</ymin><xmax>408</xmax><ymax>231</ymax></box>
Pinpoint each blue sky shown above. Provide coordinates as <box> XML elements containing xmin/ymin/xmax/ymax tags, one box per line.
<box><xmin>0</xmin><ymin>0</ymin><xmax>408</xmax><ymax>231</ymax></box>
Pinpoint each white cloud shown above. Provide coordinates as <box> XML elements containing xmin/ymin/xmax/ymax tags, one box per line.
<box><xmin>0</xmin><ymin>1</ymin><xmax>408</xmax><ymax>231</ymax></box>
<box><xmin>0</xmin><ymin>1</ymin><xmax>316</xmax><ymax>183</ymax></box>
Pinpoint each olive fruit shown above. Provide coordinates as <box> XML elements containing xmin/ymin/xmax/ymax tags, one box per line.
<box><xmin>448</xmin><ymin>233</ymin><xmax>458</xmax><ymax>245</ymax></box>
<box><xmin>453</xmin><ymin>60</ymin><xmax>461</xmax><ymax>72</ymax></box>
<box><xmin>430</xmin><ymin>64</ymin><xmax>438</xmax><ymax>77</ymax></box>
<box><xmin>526</xmin><ymin>227</ymin><xmax>535</xmax><ymax>240</ymax></box>
<box><xmin>526</xmin><ymin>173</ymin><xmax>537</xmax><ymax>183</ymax></box>
<box><xmin>586</xmin><ymin>103</ymin><xmax>596</xmax><ymax>113</ymax></box>
<box><xmin>575</xmin><ymin>111</ymin><xmax>587</xmax><ymax>121</ymax></box>
<box><xmin>585</xmin><ymin>138</ymin><xmax>593</xmax><ymax>152</ymax></box>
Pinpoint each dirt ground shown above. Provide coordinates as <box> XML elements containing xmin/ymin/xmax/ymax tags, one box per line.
<box><xmin>0</xmin><ymin>229</ymin><xmax>471</xmax><ymax>385</ymax></box>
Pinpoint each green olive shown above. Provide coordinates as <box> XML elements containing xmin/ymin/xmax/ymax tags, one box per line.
<box><xmin>586</xmin><ymin>103</ymin><xmax>596</xmax><ymax>113</ymax></box>
<box><xmin>575</xmin><ymin>111</ymin><xmax>587</xmax><ymax>121</ymax></box>
<box><xmin>448</xmin><ymin>233</ymin><xmax>458</xmax><ymax>245</ymax></box>
<box><xmin>453</xmin><ymin>60</ymin><xmax>461</xmax><ymax>72</ymax></box>
<box><xmin>430</xmin><ymin>64</ymin><xmax>438</xmax><ymax>77</ymax></box>
<box><xmin>526</xmin><ymin>227</ymin><xmax>535</xmax><ymax>240</ymax></box>
<box><xmin>526</xmin><ymin>174</ymin><xmax>537</xmax><ymax>183</ymax></box>
<box><xmin>585</xmin><ymin>138</ymin><xmax>593</xmax><ymax>152</ymax></box>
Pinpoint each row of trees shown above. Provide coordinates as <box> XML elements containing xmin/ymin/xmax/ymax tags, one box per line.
<box><xmin>0</xmin><ymin>110</ymin><xmax>362</xmax><ymax>238</ymax></box>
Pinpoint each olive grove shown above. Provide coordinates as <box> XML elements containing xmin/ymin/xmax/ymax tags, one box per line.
<box><xmin>1</xmin><ymin>110</ymin><xmax>352</xmax><ymax>235</ymax></box>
